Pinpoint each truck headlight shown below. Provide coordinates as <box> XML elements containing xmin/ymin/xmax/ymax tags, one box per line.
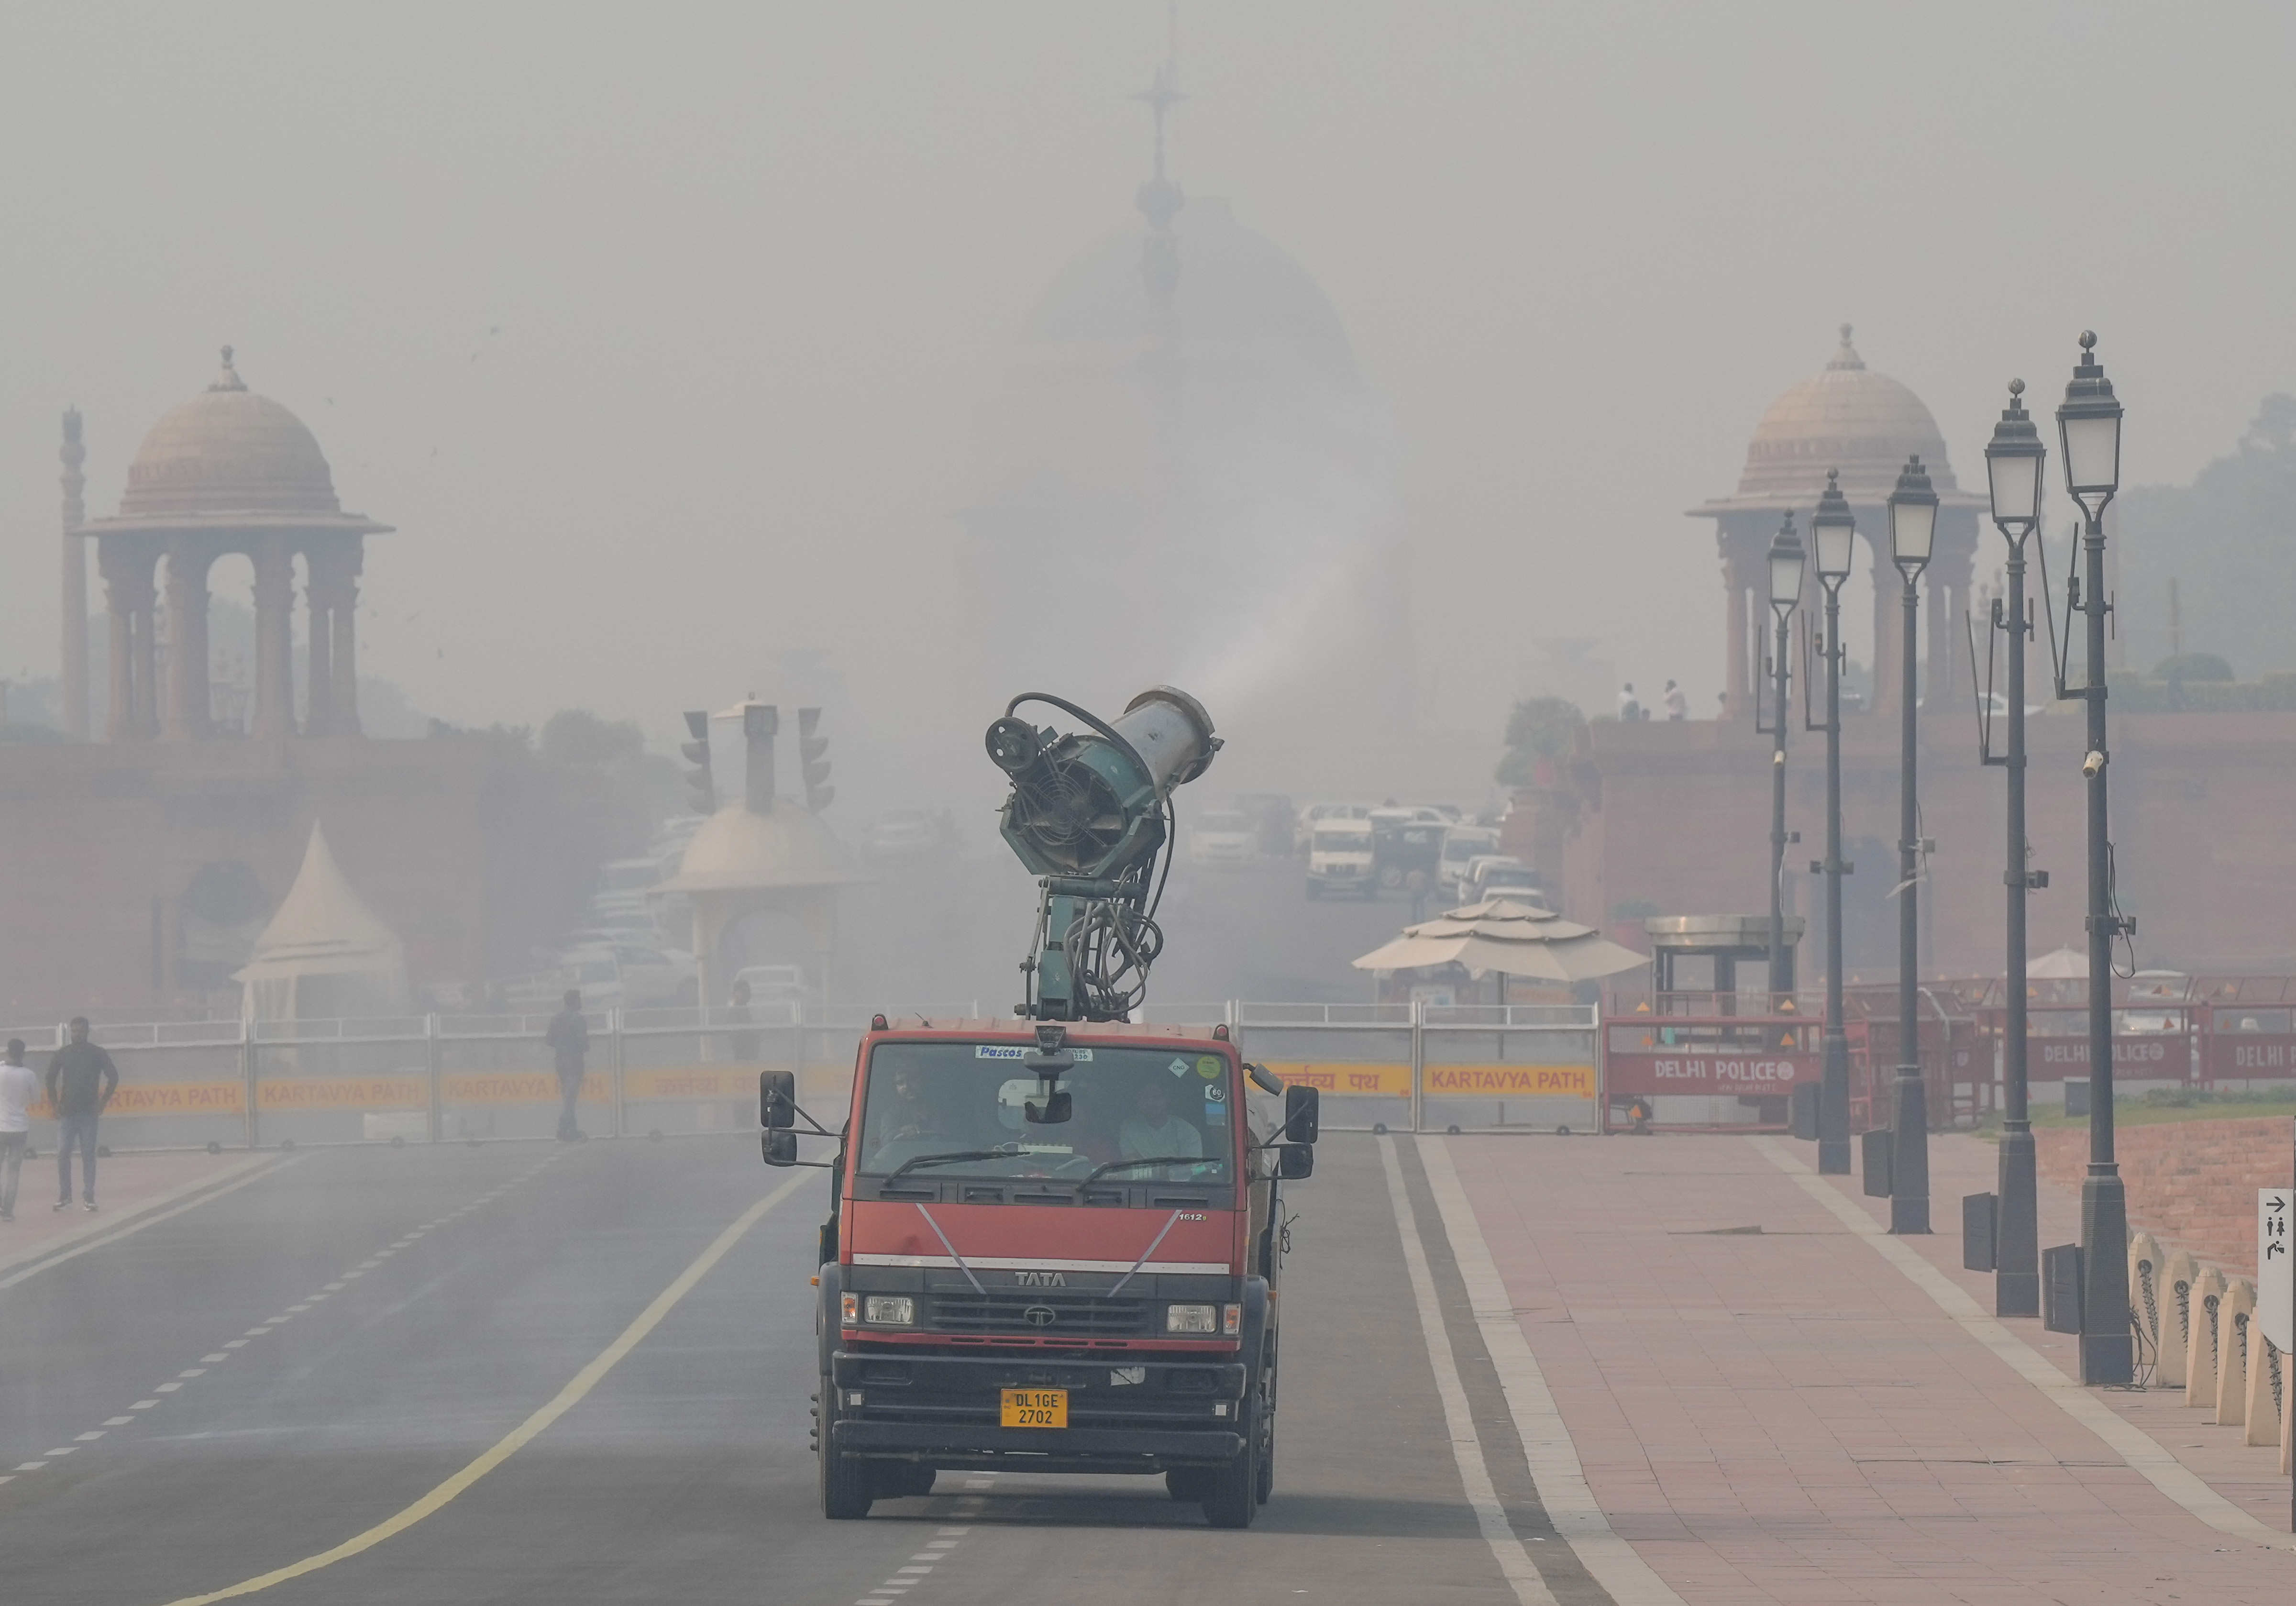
<box><xmin>1166</xmin><ymin>1304</ymin><xmax>1218</xmax><ymax>1333</ymax></box>
<box><xmin>864</xmin><ymin>1296</ymin><xmax>915</xmax><ymax>1326</ymax></box>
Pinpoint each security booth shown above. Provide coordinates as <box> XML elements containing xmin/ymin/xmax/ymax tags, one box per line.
<box><xmin>1641</xmin><ymin>913</ymin><xmax>1803</xmax><ymax>1008</ymax></box>
<box><xmin>1604</xmin><ymin>914</ymin><xmax>1812</xmax><ymax>1132</ymax></box>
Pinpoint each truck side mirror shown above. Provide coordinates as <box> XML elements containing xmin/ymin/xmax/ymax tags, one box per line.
<box><xmin>1283</xmin><ymin>1084</ymin><xmax>1320</xmax><ymax>1145</ymax></box>
<box><xmin>760</xmin><ymin>1069</ymin><xmax>796</xmax><ymax>1130</ymax></box>
<box><xmin>762</xmin><ymin>1129</ymin><xmax>797</xmax><ymax>1166</ymax></box>
<box><xmin>1277</xmin><ymin>1143</ymin><xmax>1315</xmax><ymax>1179</ymax></box>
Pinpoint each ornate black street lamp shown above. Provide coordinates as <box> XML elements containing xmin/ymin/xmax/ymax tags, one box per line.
<box><xmin>1763</xmin><ymin>515</ymin><xmax>1806</xmax><ymax>1002</ymax></box>
<box><xmin>1983</xmin><ymin>378</ymin><xmax>2046</xmax><ymax>1316</ymax></box>
<box><xmin>2056</xmin><ymin>332</ymin><xmax>2131</xmax><ymax>1384</ymax></box>
<box><xmin>1887</xmin><ymin>456</ymin><xmax>1936</xmax><ymax>1234</ymax></box>
<box><xmin>1809</xmin><ymin>470</ymin><xmax>1856</xmax><ymax>1175</ymax></box>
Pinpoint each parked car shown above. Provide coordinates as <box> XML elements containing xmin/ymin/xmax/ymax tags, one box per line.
<box><xmin>1294</xmin><ymin>801</ymin><xmax>1371</xmax><ymax>855</ymax></box>
<box><xmin>1190</xmin><ymin>809</ymin><xmax>1258</xmax><ymax>867</ymax></box>
<box><xmin>1437</xmin><ymin>826</ymin><xmax>1501</xmax><ymax>899</ymax></box>
<box><xmin>1305</xmin><ymin>818</ymin><xmax>1375</xmax><ymax>899</ymax></box>
<box><xmin>1462</xmin><ymin>854</ymin><xmax>1545</xmax><ymax>905</ymax></box>
<box><xmin>1371</xmin><ymin>818</ymin><xmax>1444</xmax><ymax>895</ymax></box>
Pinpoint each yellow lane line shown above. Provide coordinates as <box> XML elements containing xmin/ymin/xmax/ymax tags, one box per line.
<box><xmin>158</xmin><ymin>1172</ymin><xmax>812</xmax><ymax>1606</ymax></box>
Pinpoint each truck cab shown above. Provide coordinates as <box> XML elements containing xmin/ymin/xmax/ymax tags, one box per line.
<box><xmin>765</xmin><ymin>1018</ymin><xmax>1317</xmax><ymax>1528</ymax></box>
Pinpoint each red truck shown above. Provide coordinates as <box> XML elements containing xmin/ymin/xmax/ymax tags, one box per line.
<box><xmin>763</xmin><ymin>1015</ymin><xmax>1320</xmax><ymax>1528</ymax></box>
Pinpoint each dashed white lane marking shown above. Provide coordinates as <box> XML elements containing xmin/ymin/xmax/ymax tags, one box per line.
<box><xmin>852</xmin><ymin>1523</ymin><xmax>969</xmax><ymax>1599</ymax></box>
<box><xmin>2</xmin><ymin>1150</ymin><xmax>568</xmax><ymax>1493</ymax></box>
<box><xmin>74</xmin><ymin>1432</ymin><xmax>105</xmax><ymax>1441</ymax></box>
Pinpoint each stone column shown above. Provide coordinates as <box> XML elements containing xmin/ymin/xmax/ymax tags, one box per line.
<box><xmin>1926</xmin><ymin>509</ymin><xmax>1979</xmax><ymax>718</ymax></box>
<box><xmin>99</xmin><ymin>538</ymin><xmax>145</xmax><ymax>742</ymax></box>
<box><xmin>162</xmin><ymin>541</ymin><xmax>214</xmax><ymax>741</ymax></box>
<box><xmin>1870</xmin><ymin>529</ymin><xmax>1902</xmax><ymax>720</ymax></box>
<box><xmin>331</xmin><ymin>538</ymin><xmax>363</xmax><ymax>736</ymax></box>
<box><xmin>130</xmin><ymin>577</ymin><xmax>160</xmax><ymax>739</ymax></box>
<box><xmin>251</xmin><ymin>536</ymin><xmax>296</xmax><ymax>741</ymax></box>
<box><xmin>304</xmin><ymin>559</ymin><xmax>334</xmax><ymax>738</ymax></box>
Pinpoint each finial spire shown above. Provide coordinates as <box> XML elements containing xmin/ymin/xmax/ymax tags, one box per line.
<box><xmin>1133</xmin><ymin>23</ymin><xmax>1186</xmax><ymax>314</ymax></box>
<box><xmin>210</xmin><ymin>345</ymin><xmax>247</xmax><ymax>393</ymax></box>
<box><xmin>1827</xmin><ymin>324</ymin><xmax>1866</xmax><ymax>372</ymax></box>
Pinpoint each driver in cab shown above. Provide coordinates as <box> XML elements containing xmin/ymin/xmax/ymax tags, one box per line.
<box><xmin>1117</xmin><ymin>1075</ymin><xmax>1203</xmax><ymax>1179</ymax></box>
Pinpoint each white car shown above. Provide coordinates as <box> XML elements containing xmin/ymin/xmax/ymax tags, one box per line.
<box><xmin>1190</xmin><ymin>809</ymin><xmax>1258</xmax><ymax>866</ymax></box>
<box><xmin>1294</xmin><ymin>801</ymin><xmax>1371</xmax><ymax>855</ymax></box>
<box><xmin>1306</xmin><ymin>818</ymin><xmax>1375</xmax><ymax>899</ymax></box>
<box><xmin>1462</xmin><ymin>854</ymin><xmax>1545</xmax><ymax>905</ymax></box>
<box><xmin>1437</xmin><ymin>827</ymin><xmax>1501</xmax><ymax>899</ymax></box>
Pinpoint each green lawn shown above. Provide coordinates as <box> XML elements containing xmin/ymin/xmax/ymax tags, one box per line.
<box><xmin>1975</xmin><ymin>1096</ymin><xmax>2296</xmax><ymax>1135</ymax></box>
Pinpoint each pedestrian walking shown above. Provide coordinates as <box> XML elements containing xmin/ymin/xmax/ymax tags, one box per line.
<box><xmin>0</xmin><ymin>1039</ymin><xmax>40</xmax><ymax>1222</ymax></box>
<box><xmin>545</xmin><ymin>990</ymin><xmax>589</xmax><ymax>1141</ymax></box>
<box><xmin>1617</xmin><ymin>682</ymin><xmax>1641</xmax><ymax>721</ymax></box>
<box><xmin>727</xmin><ymin>977</ymin><xmax>761</xmax><ymax>1062</ymax></box>
<box><xmin>45</xmin><ymin>1018</ymin><xmax>117</xmax><ymax>1212</ymax></box>
<box><xmin>1662</xmin><ymin>680</ymin><xmax>1688</xmax><ymax>720</ymax></box>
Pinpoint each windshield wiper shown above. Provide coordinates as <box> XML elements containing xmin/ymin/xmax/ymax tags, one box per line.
<box><xmin>1082</xmin><ymin>1154</ymin><xmax>1206</xmax><ymax>1188</ymax></box>
<box><xmin>883</xmin><ymin>1148</ymin><xmax>1017</xmax><ymax>1185</ymax></box>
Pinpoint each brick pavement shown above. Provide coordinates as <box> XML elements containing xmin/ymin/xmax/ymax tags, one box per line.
<box><xmin>0</xmin><ymin>1149</ymin><xmax>265</xmax><ymax>1277</ymax></box>
<box><xmin>1445</xmin><ymin>1130</ymin><xmax>2296</xmax><ymax>1604</ymax></box>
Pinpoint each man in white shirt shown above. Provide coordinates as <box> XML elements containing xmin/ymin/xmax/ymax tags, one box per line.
<box><xmin>0</xmin><ymin>1039</ymin><xmax>39</xmax><ymax>1222</ymax></box>
<box><xmin>1117</xmin><ymin>1076</ymin><xmax>1204</xmax><ymax>1178</ymax></box>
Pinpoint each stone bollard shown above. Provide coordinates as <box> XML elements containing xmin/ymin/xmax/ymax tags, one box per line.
<box><xmin>2186</xmin><ymin>1266</ymin><xmax>2227</xmax><ymax>1409</ymax></box>
<box><xmin>2241</xmin><ymin>1321</ymin><xmax>2283</xmax><ymax>1449</ymax></box>
<box><xmin>2127</xmin><ymin>1231</ymin><xmax>2163</xmax><ymax>1374</ymax></box>
<box><xmin>2156</xmin><ymin>1248</ymin><xmax>2197</xmax><ymax>1389</ymax></box>
<box><xmin>2213</xmin><ymin>1277</ymin><xmax>2256</xmax><ymax>1428</ymax></box>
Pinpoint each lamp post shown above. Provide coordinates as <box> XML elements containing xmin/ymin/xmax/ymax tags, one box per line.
<box><xmin>1984</xmin><ymin>378</ymin><xmax>2046</xmax><ymax>1317</ymax></box>
<box><xmin>1765</xmin><ymin>516</ymin><xmax>1806</xmax><ymax>1003</ymax></box>
<box><xmin>2057</xmin><ymin>331</ymin><xmax>2131</xmax><ymax>1385</ymax></box>
<box><xmin>1887</xmin><ymin>456</ymin><xmax>1936</xmax><ymax>1233</ymax></box>
<box><xmin>1810</xmin><ymin>470</ymin><xmax>1856</xmax><ymax>1175</ymax></box>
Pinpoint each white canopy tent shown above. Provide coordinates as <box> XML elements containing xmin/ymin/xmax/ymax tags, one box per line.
<box><xmin>236</xmin><ymin>823</ymin><xmax>410</xmax><ymax>1022</ymax></box>
<box><xmin>1352</xmin><ymin>898</ymin><xmax>1649</xmax><ymax>994</ymax></box>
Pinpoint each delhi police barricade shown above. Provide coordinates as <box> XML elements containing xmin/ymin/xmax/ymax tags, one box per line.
<box><xmin>0</xmin><ymin>1003</ymin><xmax>900</xmax><ymax>1152</ymax></box>
<box><xmin>1143</xmin><ymin>1000</ymin><xmax>1601</xmax><ymax>1134</ymax></box>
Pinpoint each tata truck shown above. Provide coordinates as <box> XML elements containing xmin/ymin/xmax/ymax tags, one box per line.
<box><xmin>759</xmin><ymin>685</ymin><xmax>1319</xmax><ymax>1527</ymax></box>
<box><xmin>763</xmin><ymin>1017</ymin><xmax>1318</xmax><ymax>1526</ymax></box>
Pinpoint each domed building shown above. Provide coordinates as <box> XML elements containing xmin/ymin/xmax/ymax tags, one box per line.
<box><xmin>956</xmin><ymin>88</ymin><xmax>1414</xmax><ymax>780</ymax></box>
<box><xmin>1689</xmin><ymin>327</ymin><xmax>1982</xmax><ymax>720</ymax></box>
<box><xmin>74</xmin><ymin>348</ymin><xmax>389</xmax><ymax>741</ymax></box>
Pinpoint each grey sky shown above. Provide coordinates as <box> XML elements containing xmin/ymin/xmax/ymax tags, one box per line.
<box><xmin>2</xmin><ymin>2</ymin><xmax>2290</xmax><ymax>764</ymax></box>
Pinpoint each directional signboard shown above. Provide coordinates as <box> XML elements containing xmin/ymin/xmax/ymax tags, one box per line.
<box><xmin>2262</xmin><ymin>1187</ymin><xmax>2293</xmax><ymax>1351</ymax></box>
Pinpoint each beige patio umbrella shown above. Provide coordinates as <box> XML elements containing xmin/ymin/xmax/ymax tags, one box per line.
<box><xmin>2027</xmin><ymin>946</ymin><xmax>2088</xmax><ymax>978</ymax></box>
<box><xmin>1351</xmin><ymin>898</ymin><xmax>1650</xmax><ymax>986</ymax></box>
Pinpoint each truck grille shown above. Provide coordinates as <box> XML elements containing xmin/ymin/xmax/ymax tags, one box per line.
<box><xmin>928</xmin><ymin>1292</ymin><xmax>1151</xmax><ymax>1337</ymax></box>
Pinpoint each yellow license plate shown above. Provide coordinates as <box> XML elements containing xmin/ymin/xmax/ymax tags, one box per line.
<box><xmin>1000</xmin><ymin>1388</ymin><xmax>1068</xmax><ymax>1429</ymax></box>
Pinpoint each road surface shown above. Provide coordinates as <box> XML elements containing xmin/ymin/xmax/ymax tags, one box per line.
<box><xmin>0</xmin><ymin>1131</ymin><xmax>1581</xmax><ymax>1606</ymax></box>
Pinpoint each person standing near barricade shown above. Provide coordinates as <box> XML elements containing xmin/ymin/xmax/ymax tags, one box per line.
<box><xmin>45</xmin><ymin>1018</ymin><xmax>118</xmax><ymax>1212</ymax></box>
<box><xmin>0</xmin><ymin>1039</ymin><xmax>40</xmax><ymax>1221</ymax></box>
<box><xmin>545</xmin><ymin>990</ymin><xmax>589</xmax><ymax>1142</ymax></box>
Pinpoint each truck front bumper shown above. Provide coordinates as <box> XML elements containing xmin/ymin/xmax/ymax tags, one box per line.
<box><xmin>827</xmin><ymin>1349</ymin><xmax>1247</xmax><ymax>1471</ymax></box>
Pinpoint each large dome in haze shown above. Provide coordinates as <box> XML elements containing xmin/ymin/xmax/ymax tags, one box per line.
<box><xmin>1016</xmin><ymin>197</ymin><xmax>1358</xmax><ymax>389</ymax></box>
<box><xmin>119</xmin><ymin>347</ymin><xmax>342</xmax><ymax>519</ymax></box>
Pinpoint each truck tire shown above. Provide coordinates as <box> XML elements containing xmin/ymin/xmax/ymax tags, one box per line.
<box><xmin>817</xmin><ymin>1381</ymin><xmax>875</xmax><ymax>1519</ymax></box>
<box><xmin>1200</xmin><ymin>1397</ymin><xmax>1259</xmax><ymax>1529</ymax></box>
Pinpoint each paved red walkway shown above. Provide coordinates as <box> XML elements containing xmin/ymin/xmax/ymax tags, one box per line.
<box><xmin>0</xmin><ymin>1149</ymin><xmax>265</xmax><ymax>1276</ymax></box>
<box><xmin>1448</xmin><ymin>1130</ymin><xmax>2296</xmax><ymax>1605</ymax></box>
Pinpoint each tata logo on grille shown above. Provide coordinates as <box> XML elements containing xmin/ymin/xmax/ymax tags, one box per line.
<box><xmin>1015</xmin><ymin>1270</ymin><xmax>1066</xmax><ymax>1287</ymax></box>
<box><xmin>1022</xmin><ymin>1305</ymin><xmax>1059</xmax><ymax>1328</ymax></box>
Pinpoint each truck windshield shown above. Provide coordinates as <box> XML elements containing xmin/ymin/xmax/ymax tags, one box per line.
<box><xmin>856</xmin><ymin>1042</ymin><xmax>1236</xmax><ymax>1185</ymax></box>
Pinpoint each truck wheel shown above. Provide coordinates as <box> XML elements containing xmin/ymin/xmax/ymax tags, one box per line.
<box><xmin>818</xmin><ymin>1381</ymin><xmax>875</xmax><ymax>1519</ymax></box>
<box><xmin>1379</xmin><ymin>864</ymin><xmax>1403</xmax><ymax>890</ymax></box>
<box><xmin>1200</xmin><ymin>1400</ymin><xmax>1259</xmax><ymax>1528</ymax></box>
